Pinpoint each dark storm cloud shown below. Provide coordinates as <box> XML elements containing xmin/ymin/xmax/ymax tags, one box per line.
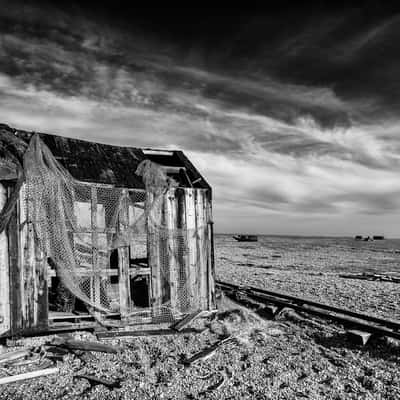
<box><xmin>1</xmin><ymin>2</ymin><xmax>400</xmax><ymax>234</ymax></box>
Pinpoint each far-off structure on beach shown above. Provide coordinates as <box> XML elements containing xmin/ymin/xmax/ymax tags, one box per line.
<box><xmin>0</xmin><ymin>124</ymin><xmax>215</xmax><ymax>338</ymax></box>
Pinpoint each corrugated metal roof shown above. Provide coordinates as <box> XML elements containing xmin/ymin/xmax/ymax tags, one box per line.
<box><xmin>0</xmin><ymin>124</ymin><xmax>210</xmax><ymax>190</ymax></box>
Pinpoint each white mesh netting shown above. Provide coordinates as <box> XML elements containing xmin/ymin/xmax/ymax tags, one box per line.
<box><xmin>22</xmin><ymin>134</ymin><xmax>209</xmax><ymax>323</ymax></box>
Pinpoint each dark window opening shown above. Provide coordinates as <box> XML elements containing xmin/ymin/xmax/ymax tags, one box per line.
<box><xmin>130</xmin><ymin>275</ymin><xmax>150</xmax><ymax>307</ymax></box>
<box><xmin>110</xmin><ymin>249</ymin><xmax>119</xmax><ymax>284</ymax></box>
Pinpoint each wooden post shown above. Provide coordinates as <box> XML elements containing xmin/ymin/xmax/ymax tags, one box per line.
<box><xmin>166</xmin><ymin>189</ymin><xmax>178</xmax><ymax>316</ymax></box>
<box><xmin>91</xmin><ymin>186</ymin><xmax>100</xmax><ymax>318</ymax></box>
<box><xmin>195</xmin><ymin>190</ymin><xmax>207</xmax><ymax>309</ymax></box>
<box><xmin>176</xmin><ymin>188</ymin><xmax>190</xmax><ymax>312</ymax></box>
<box><xmin>148</xmin><ymin>192</ymin><xmax>162</xmax><ymax>313</ymax></box>
<box><xmin>8</xmin><ymin>184</ymin><xmax>21</xmax><ymax>335</ymax></box>
<box><xmin>185</xmin><ymin>189</ymin><xmax>198</xmax><ymax>310</ymax></box>
<box><xmin>0</xmin><ymin>183</ymin><xmax>10</xmax><ymax>336</ymax></box>
<box><xmin>206</xmin><ymin>192</ymin><xmax>215</xmax><ymax>310</ymax></box>
<box><xmin>118</xmin><ymin>189</ymin><xmax>130</xmax><ymax>317</ymax></box>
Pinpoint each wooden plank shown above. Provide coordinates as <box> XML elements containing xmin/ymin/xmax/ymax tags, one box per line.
<box><xmin>8</xmin><ymin>184</ymin><xmax>21</xmax><ymax>335</ymax></box>
<box><xmin>23</xmin><ymin>186</ymin><xmax>37</xmax><ymax>329</ymax></box>
<box><xmin>171</xmin><ymin>310</ymin><xmax>202</xmax><ymax>332</ymax></box>
<box><xmin>0</xmin><ymin>348</ymin><xmax>31</xmax><ymax>365</ymax></box>
<box><xmin>97</xmin><ymin>327</ymin><xmax>201</xmax><ymax>339</ymax></box>
<box><xmin>194</xmin><ymin>190</ymin><xmax>207</xmax><ymax>309</ymax></box>
<box><xmin>49</xmin><ymin>337</ymin><xmax>121</xmax><ymax>353</ymax></box>
<box><xmin>0</xmin><ymin>183</ymin><xmax>10</xmax><ymax>336</ymax></box>
<box><xmin>166</xmin><ymin>189</ymin><xmax>178</xmax><ymax>315</ymax></box>
<box><xmin>35</xmin><ymin>247</ymin><xmax>48</xmax><ymax>329</ymax></box>
<box><xmin>176</xmin><ymin>188</ymin><xmax>190</xmax><ymax>312</ymax></box>
<box><xmin>205</xmin><ymin>191</ymin><xmax>215</xmax><ymax>310</ymax></box>
<box><xmin>118</xmin><ymin>189</ymin><xmax>130</xmax><ymax>317</ymax></box>
<box><xmin>148</xmin><ymin>192</ymin><xmax>162</xmax><ymax>313</ymax></box>
<box><xmin>159</xmin><ymin>193</ymin><xmax>170</xmax><ymax>305</ymax></box>
<box><xmin>185</xmin><ymin>188</ymin><xmax>198</xmax><ymax>310</ymax></box>
<box><xmin>0</xmin><ymin>367</ymin><xmax>58</xmax><ymax>385</ymax></box>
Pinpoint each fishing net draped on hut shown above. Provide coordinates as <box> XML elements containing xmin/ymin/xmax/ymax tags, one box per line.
<box><xmin>1</xmin><ymin>133</ymin><xmax>209</xmax><ymax>321</ymax></box>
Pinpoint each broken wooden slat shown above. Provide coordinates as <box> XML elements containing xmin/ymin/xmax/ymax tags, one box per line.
<box><xmin>171</xmin><ymin>310</ymin><xmax>202</xmax><ymax>332</ymax></box>
<box><xmin>0</xmin><ymin>367</ymin><xmax>58</xmax><ymax>385</ymax></box>
<box><xmin>148</xmin><ymin>192</ymin><xmax>162</xmax><ymax>314</ymax></box>
<box><xmin>185</xmin><ymin>188</ymin><xmax>198</xmax><ymax>310</ymax></box>
<box><xmin>176</xmin><ymin>188</ymin><xmax>190</xmax><ymax>313</ymax></box>
<box><xmin>48</xmin><ymin>337</ymin><xmax>120</xmax><ymax>353</ymax></box>
<box><xmin>74</xmin><ymin>374</ymin><xmax>121</xmax><ymax>389</ymax></box>
<box><xmin>118</xmin><ymin>189</ymin><xmax>130</xmax><ymax>318</ymax></box>
<box><xmin>194</xmin><ymin>190</ymin><xmax>207</xmax><ymax>309</ymax></box>
<box><xmin>97</xmin><ymin>327</ymin><xmax>202</xmax><ymax>339</ymax></box>
<box><xmin>8</xmin><ymin>187</ymin><xmax>22</xmax><ymax>335</ymax></box>
<box><xmin>166</xmin><ymin>189</ymin><xmax>178</xmax><ymax>315</ymax></box>
<box><xmin>0</xmin><ymin>183</ymin><xmax>10</xmax><ymax>336</ymax></box>
<box><xmin>0</xmin><ymin>348</ymin><xmax>31</xmax><ymax>365</ymax></box>
<box><xmin>183</xmin><ymin>335</ymin><xmax>234</xmax><ymax>366</ymax></box>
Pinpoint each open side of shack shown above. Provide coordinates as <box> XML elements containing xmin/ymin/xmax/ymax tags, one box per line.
<box><xmin>0</xmin><ymin>124</ymin><xmax>215</xmax><ymax>338</ymax></box>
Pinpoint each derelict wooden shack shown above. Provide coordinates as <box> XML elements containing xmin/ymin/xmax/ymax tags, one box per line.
<box><xmin>0</xmin><ymin>124</ymin><xmax>215</xmax><ymax>338</ymax></box>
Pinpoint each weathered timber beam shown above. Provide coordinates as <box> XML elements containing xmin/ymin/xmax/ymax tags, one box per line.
<box><xmin>48</xmin><ymin>337</ymin><xmax>121</xmax><ymax>353</ymax></box>
<box><xmin>97</xmin><ymin>327</ymin><xmax>203</xmax><ymax>339</ymax></box>
<box><xmin>217</xmin><ymin>280</ymin><xmax>400</xmax><ymax>331</ymax></box>
<box><xmin>221</xmin><ymin>286</ymin><xmax>400</xmax><ymax>340</ymax></box>
<box><xmin>171</xmin><ymin>310</ymin><xmax>202</xmax><ymax>332</ymax></box>
<box><xmin>0</xmin><ymin>367</ymin><xmax>59</xmax><ymax>385</ymax></box>
<box><xmin>74</xmin><ymin>374</ymin><xmax>121</xmax><ymax>389</ymax></box>
<box><xmin>0</xmin><ymin>348</ymin><xmax>32</xmax><ymax>365</ymax></box>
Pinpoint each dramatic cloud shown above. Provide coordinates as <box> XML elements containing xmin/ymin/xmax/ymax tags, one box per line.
<box><xmin>0</xmin><ymin>2</ymin><xmax>399</xmax><ymax>235</ymax></box>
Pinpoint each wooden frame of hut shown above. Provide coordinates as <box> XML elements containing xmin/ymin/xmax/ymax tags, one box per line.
<box><xmin>0</xmin><ymin>124</ymin><xmax>215</xmax><ymax>338</ymax></box>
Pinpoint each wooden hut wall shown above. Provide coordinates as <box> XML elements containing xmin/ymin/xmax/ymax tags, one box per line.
<box><xmin>5</xmin><ymin>184</ymin><xmax>48</xmax><ymax>336</ymax></box>
<box><xmin>0</xmin><ymin>184</ymin><xmax>10</xmax><ymax>336</ymax></box>
<box><xmin>149</xmin><ymin>187</ymin><xmax>215</xmax><ymax>315</ymax></box>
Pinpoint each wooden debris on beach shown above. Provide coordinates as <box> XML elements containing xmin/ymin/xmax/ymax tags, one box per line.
<box><xmin>74</xmin><ymin>374</ymin><xmax>121</xmax><ymax>389</ymax></box>
<box><xmin>0</xmin><ymin>348</ymin><xmax>32</xmax><ymax>365</ymax></box>
<box><xmin>0</xmin><ymin>367</ymin><xmax>59</xmax><ymax>385</ymax></box>
<box><xmin>340</xmin><ymin>273</ymin><xmax>400</xmax><ymax>283</ymax></box>
<box><xmin>97</xmin><ymin>327</ymin><xmax>203</xmax><ymax>339</ymax></box>
<box><xmin>183</xmin><ymin>335</ymin><xmax>235</xmax><ymax>366</ymax></box>
<box><xmin>47</xmin><ymin>337</ymin><xmax>121</xmax><ymax>354</ymax></box>
<box><xmin>171</xmin><ymin>310</ymin><xmax>203</xmax><ymax>331</ymax></box>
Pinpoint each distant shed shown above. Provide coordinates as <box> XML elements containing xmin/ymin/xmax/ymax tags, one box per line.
<box><xmin>0</xmin><ymin>124</ymin><xmax>215</xmax><ymax>338</ymax></box>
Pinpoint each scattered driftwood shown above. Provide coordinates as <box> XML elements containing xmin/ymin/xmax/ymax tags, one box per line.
<box><xmin>171</xmin><ymin>310</ymin><xmax>203</xmax><ymax>332</ymax></box>
<box><xmin>183</xmin><ymin>335</ymin><xmax>235</xmax><ymax>366</ymax></box>
<box><xmin>339</xmin><ymin>273</ymin><xmax>400</xmax><ymax>283</ymax></box>
<box><xmin>199</xmin><ymin>367</ymin><xmax>234</xmax><ymax>395</ymax></box>
<box><xmin>97</xmin><ymin>327</ymin><xmax>203</xmax><ymax>339</ymax></box>
<box><xmin>48</xmin><ymin>337</ymin><xmax>120</xmax><ymax>354</ymax></box>
<box><xmin>0</xmin><ymin>349</ymin><xmax>32</xmax><ymax>365</ymax></box>
<box><xmin>7</xmin><ymin>354</ymin><xmax>41</xmax><ymax>367</ymax></box>
<box><xmin>0</xmin><ymin>367</ymin><xmax>59</xmax><ymax>385</ymax></box>
<box><xmin>74</xmin><ymin>374</ymin><xmax>121</xmax><ymax>389</ymax></box>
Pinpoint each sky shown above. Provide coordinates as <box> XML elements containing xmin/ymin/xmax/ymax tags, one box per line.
<box><xmin>1</xmin><ymin>2</ymin><xmax>400</xmax><ymax>236</ymax></box>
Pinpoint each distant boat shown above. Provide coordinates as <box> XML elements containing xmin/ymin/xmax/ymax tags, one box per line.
<box><xmin>355</xmin><ymin>235</ymin><xmax>363</xmax><ymax>240</ymax></box>
<box><xmin>373</xmin><ymin>235</ymin><xmax>385</xmax><ymax>240</ymax></box>
<box><xmin>233</xmin><ymin>235</ymin><xmax>258</xmax><ymax>242</ymax></box>
<box><xmin>363</xmin><ymin>236</ymin><xmax>373</xmax><ymax>241</ymax></box>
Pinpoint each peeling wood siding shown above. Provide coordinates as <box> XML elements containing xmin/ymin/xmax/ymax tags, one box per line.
<box><xmin>8</xmin><ymin>186</ymin><xmax>21</xmax><ymax>334</ymax></box>
<box><xmin>185</xmin><ymin>189</ymin><xmax>198</xmax><ymax>310</ymax></box>
<box><xmin>6</xmin><ymin>184</ymin><xmax>48</xmax><ymax>336</ymax></box>
<box><xmin>118</xmin><ymin>189</ymin><xmax>130</xmax><ymax>317</ymax></box>
<box><xmin>0</xmin><ymin>184</ymin><xmax>10</xmax><ymax>336</ymax></box>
